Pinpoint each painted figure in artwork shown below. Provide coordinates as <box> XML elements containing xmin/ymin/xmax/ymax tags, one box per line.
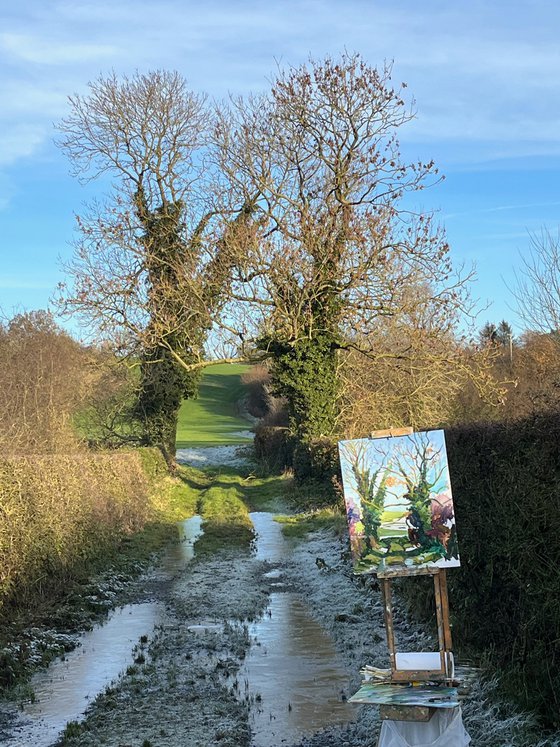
<box><xmin>405</xmin><ymin>507</ymin><xmax>422</xmax><ymax>546</ymax></box>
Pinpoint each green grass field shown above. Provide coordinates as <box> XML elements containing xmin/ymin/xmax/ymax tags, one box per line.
<box><xmin>176</xmin><ymin>363</ymin><xmax>254</xmax><ymax>448</ymax></box>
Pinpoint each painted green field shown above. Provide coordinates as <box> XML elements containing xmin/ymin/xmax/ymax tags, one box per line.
<box><xmin>176</xmin><ymin>363</ymin><xmax>254</xmax><ymax>448</ymax></box>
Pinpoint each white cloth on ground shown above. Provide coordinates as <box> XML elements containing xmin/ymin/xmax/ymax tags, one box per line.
<box><xmin>378</xmin><ymin>707</ymin><xmax>470</xmax><ymax>747</ymax></box>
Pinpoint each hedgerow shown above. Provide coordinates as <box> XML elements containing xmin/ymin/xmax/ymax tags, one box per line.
<box><xmin>403</xmin><ymin>413</ymin><xmax>560</xmax><ymax>727</ymax></box>
<box><xmin>0</xmin><ymin>449</ymin><xmax>163</xmax><ymax>618</ymax></box>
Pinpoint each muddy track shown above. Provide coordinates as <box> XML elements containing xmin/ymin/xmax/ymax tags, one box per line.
<box><xmin>2</xmin><ymin>514</ymin><xmax>558</xmax><ymax>747</ymax></box>
<box><xmin>59</xmin><ymin>546</ymin><xmax>271</xmax><ymax>747</ymax></box>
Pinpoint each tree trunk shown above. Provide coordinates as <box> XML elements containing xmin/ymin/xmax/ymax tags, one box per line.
<box><xmin>134</xmin><ymin>347</ymin><xmax>199</xmax><ymax>470</ymax></box>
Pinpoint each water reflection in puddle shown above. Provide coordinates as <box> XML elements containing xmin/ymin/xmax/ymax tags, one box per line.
<box><xmin>1</xmin><ymin>515</ymin><xmax>203</xmax><ymax>747</ymax></box>
<box><xmin>5</xmin><ymin>603</ymin><xmax>162</xmax><ymax>747</ymax></box>
<box><xmin>161</xmin><ymin>514</ymin><xmax>204</xmax><ymax>573</ymax></box>
<box><xmin>251</xmin><ymin>511</ymin><xmax>289</xmax><ymax>562</ymax></box>
<box><xmin>244</xmin><ymin>512</ymin><xmax>355</xmax><ymax>746</ymax></box>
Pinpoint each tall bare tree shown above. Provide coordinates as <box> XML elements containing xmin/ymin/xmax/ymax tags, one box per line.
<box><xmin>56</xmin><ymin>71</ymin><xmax>248</xmax><ymax>464</ymax></box>
<box><xmin>512</xmin><ymin>228</ymin><xmax>560</xmax><ymax>334</ymax></box>
<box><xmin>215</xmin><ymin>54</ymin><xmax>470</xmax><ymax>460</ymax></box>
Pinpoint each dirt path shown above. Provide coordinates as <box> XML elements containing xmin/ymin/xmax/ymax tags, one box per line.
<box><xmin>2</xmin><ymin>501</ymin><xmax>556</xmax><ymax>747</ymax></box>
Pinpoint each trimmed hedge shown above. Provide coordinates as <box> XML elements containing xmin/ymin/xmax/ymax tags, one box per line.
<box><xmin>0</xmin><ymin>449</ymin><xmax>165</xmax><ymax>618</ymax></box>
<box><xmin>404</xmin><ymin>414</ymin><xmax>560</xmax><ymax>725</ymax></box>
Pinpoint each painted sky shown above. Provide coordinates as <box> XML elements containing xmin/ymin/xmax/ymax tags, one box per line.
<box><xmin>340</xmin><ymin>430</ymin><xmax>451</xmax><ymax>510</ymax></box>
<box><xmin>1</xmin><ymin>0</ymin><xmax>559</xmax><ymax>335</ymax></box>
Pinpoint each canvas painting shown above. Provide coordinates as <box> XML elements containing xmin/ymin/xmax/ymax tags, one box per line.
<box><xmin>338</xmin><ymin>430</ymin><xmax>460</xmax><ymax>574</ymax></box>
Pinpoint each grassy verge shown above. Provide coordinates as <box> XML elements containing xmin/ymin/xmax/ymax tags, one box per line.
<box><xmin>275</xmin><ymin>508</ymin><xmax>346</xmax><ymax>537</ymax></box>
<box><xmin>178</xmin><ymin>464</ymin><xmax>287</xmax><ymax>552</ymax></box>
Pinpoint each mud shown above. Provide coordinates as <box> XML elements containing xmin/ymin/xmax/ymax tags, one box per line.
<box><xmin>1</xmin><ymin>513</ymin><xmax>559</xmax><ymax>746</ymax></box>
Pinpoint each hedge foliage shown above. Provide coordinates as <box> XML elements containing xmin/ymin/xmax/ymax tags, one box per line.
<box><xmin>0</xmin><ymin>449</ymin><xmax>163</xmax><ymax>618</ymax></box>
<box><xmin>254</xmin><ymin>425</ymin><xmax>294</xmax><ymax>473</ymax></box>
<box><xmin>404</xmin><ymin>414</ymin><xmax>560</xmax><ymax>725</ymax></box>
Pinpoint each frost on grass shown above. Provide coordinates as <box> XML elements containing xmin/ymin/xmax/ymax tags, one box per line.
<box><xmin>176</xmin><ymin>444</ymin><xmax>254</xmax><ymax>468</ymax></box>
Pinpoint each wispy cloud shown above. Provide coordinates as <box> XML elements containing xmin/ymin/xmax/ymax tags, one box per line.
<box><xmin>0</xmin><ymin>0</ymin><xmax>557</xmax><ymax>316</ymax></box>
<box><xmin>0</xmin><ymin>0</ymin><xmax>559</xmax><ymax>195</ymax></box>
<box><xmin>0</xmin><ymin>180</ymin><xmax>14</xmax><ymax>211</ymax></box>
<box><xmin>0</xmin><ymin>124</ymin><xmax>49</xmax><ymax>167</ymax></box>
<box><xmin>0</xmin><ymin>33</ymin><xmax>117</xmax><ymax>65</ymax></box>
<box><xmin>444</xmin><ymin>201</ymin><xmax>560</xmax><ymax>220</ymax></box>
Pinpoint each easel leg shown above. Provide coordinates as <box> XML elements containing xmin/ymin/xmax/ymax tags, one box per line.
<box><xmin>380</xmin><ymin>578</ymin><xmax>396</xmax><ymax>671</ymax></box>
<box><xmin>433</xmin><ymin>570</ymin><xmax>453</xmax><ymax>677</ymax></box>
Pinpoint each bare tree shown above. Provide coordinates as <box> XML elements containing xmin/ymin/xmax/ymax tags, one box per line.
<box><xmin>215</xmin><ymin>54</ymin><xmax>471</xmax><ymax>454</ymax></box>
<box><xmin>339</xmin><ymin>317</ymin><xmax>503</xmax><ymax>438</ymax></box>
<box><xmin>56</xmin><ymin>70</ymin><xmax>249</xmax><ymax>464</ymax></box>
<box><xmin>512</xmin><ymin>228</ymin><xmax>560</xmax><ymax>334</ymax></box>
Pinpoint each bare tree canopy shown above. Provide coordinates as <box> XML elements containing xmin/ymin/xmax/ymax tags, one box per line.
<box><xmin>214</xmin><ymin>54</ymin><xmax>471</xmax><ymax>445</ymax></box>
<box><xmin>512</xmin><ymin>228</ymin><xmax>560</xmax><ymax>334</ymax></box>
<box><xmin>55</xmin><ymin>59</ymin><xmax>487</xmax><ymax>467</ymax></box>
<box><xmin>56</xmin><ymin>70</ymin><xmax>223</xmax><ymax>361</ymax></box>
<box><xmin>215</xmin><ymin>55</ymin><xmax>465</xmax><ymax>347</ymax></box>
<box><xmin>59</xmin><ymin>70</ymin><xmax>208</xmax><ymax>204</ymax></box>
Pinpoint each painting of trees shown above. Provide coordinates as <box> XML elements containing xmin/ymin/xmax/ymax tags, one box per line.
<box><xmin>339</xmin><ymin>430</ymin><xmax>459</xmax><ymax>573</ymax></box>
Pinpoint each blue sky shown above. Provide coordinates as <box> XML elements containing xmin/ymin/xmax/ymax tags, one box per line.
<box><xmin>1</xmin><ymin>0</ymin><xmax>559</xmax><ymax>335</ymax></box>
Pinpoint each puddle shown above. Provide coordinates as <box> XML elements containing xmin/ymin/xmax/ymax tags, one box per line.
<box><xmin>0</xmin><ymin>511</ymin><xmax>354</xmax><ymax>747</ymax></box>
<box><xmin>161</xmin><ymin>515</ymin><xmax>204</xmax><ymax>573</ymax></box>
<box><xmin>263</xmin><ymin>569</ymin><xmax>283</xmax><ymax>580</ymax></box>
<box><xmin>243</xmin><ymin>512</ymin><xmax>355</xmax><ymax>746</ymax></box>
<box><xmin>2</xmin><ymin>603</ymin><xmax>162</xmax><ymax>747</ymax></box>
<box><xmin>231</xmin><ymin>429</ymin><xmax>254</xmax><ymax>439</ymax></box>
<box><xmin>187</xmin><ymin>623</ymin><xmax>224</xmax><ymax>634</ymax></box>
<box><xmin>251</xmin><ymin>511</ymin><xmax>291</xmax><ymax>562</ymax></box>
<box><xmin>0</xmin><ymin>516</ymin><xmax>204</xmax><ymax>747</ymax></box>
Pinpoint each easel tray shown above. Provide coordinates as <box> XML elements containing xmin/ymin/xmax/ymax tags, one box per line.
<box><xmin>348</xmin><ymin>682</ymin><xmax>459</xmax><ymax>709</ymax></box>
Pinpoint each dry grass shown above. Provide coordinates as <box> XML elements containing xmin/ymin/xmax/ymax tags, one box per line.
<box><xmin>0</xmin><ymin>451</ymin><xmax>152</xmax><ymax>615</ymax></box>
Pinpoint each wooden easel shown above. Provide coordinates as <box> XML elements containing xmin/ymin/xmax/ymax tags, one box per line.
<box><xmin>379</xmin><ymin>566</ymin><xmax>453</xmax><ymax>684</ymax></box>
<box><xmin>369</xmin><ymin>427</ymin><xmax>455</xmax><ymax>725</ymax></box>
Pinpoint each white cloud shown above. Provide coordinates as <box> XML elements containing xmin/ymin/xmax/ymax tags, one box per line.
<box><xmin>1</xmin><ymin>0</ymin><xmax>560</xmax><ymax>171</ymax></box>
<box><xmin>0</xmin><ymin>124</ymin><xmax>49</xmax><ymax>167</ymax></box>
<box><xmin>0</xmin><ymin>33</ymin><xmax>117</xmax><ymax>65</ymax></box>
<box><xmin>0</xmin><ymin>81</ymin><xmax>69</xmax><ymax>119</ymax></box>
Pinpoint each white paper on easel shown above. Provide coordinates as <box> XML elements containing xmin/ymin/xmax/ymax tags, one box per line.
<box><xmin>395</xmin><ymin>652</ymin><xmax>454</xmax><ymax>676</ymax></box>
